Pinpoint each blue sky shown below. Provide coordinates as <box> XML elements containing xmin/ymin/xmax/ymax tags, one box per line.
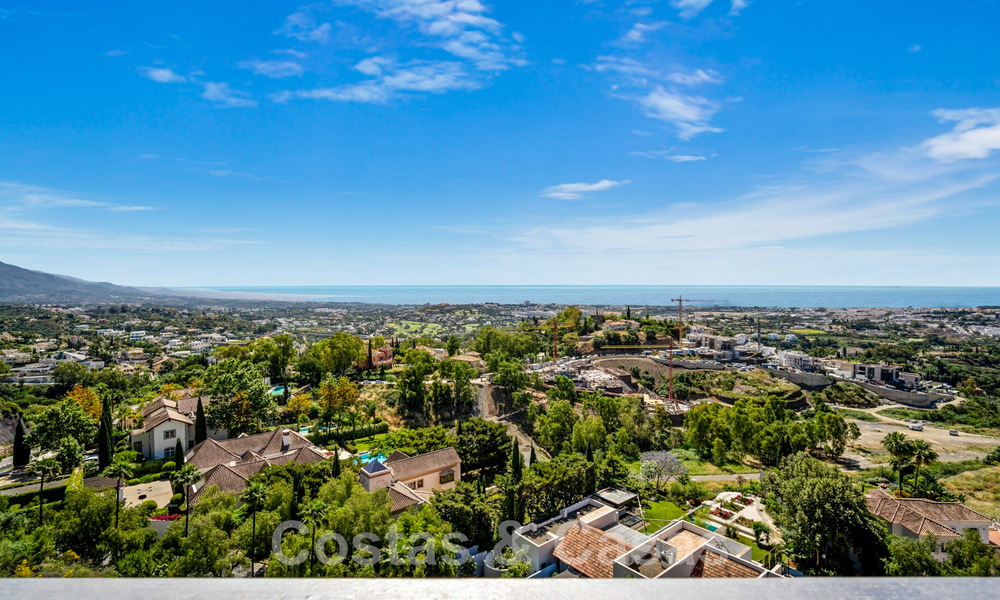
<box><xmin>1</xmin><ymin>0</ymin><xmax>999</xmax><ymax>287</ymax></box>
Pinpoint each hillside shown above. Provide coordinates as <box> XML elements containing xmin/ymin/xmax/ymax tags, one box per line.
<box><xmin>0</xmin><ymin>260</ymin><xmax>159</xmax><ymax>303</ymax></box>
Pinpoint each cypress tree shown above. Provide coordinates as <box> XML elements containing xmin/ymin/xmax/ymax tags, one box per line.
<box><xmin>175</xmin><ymin>439</ymin><xmax>185</xmax><ymax>468</ymax></box>
<box><xmin>332</xmin><ymin>456</ymin><xmax>341</xmax><ymax>477</ymax></box>
<box><xmin>13</xmin><ymin>418</ymin><xmax>30</xmax><ymax>468</ymax></box>
<box><xmin>509</xmin><ymin>437</ymin><xmax>522</xmax><ymax>480</ymax></box>
<box><xmin>97</xmin><ymin>399</ymin><xmax>113</xmax><ymax>470</ymax></box>
<box><xmin>367</xmin><ymin>339</ymin><xmax>373</xmax><ymax>370</ymax></box>
<box><xmin>195</xmin><ymin>398</ymin><xmax>207</xmax><ymax>444</ymax></box>
<box><xmin>456</xmin><ymin>419</ymin><xmax>463</xmax><ymax>437</ymax></box>
<box><xmin>529</xmin><ymin>444</ymin><xmax>537</xmax><ymax>467</ymax></box>
<box><xmin>585</xmin><ymin>443</ymin><xmax>593</xmax><ymax>463</ymax></box>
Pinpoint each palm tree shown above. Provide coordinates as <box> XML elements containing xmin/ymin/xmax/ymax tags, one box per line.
<box><xmin>882</xmin><ymin>432</ymin><xmax>914</xmax><ymax>495</ymax></box>
<box><xmin>103</xmin><ymin>455</ymin><xmax>136</xmax><ymax>528</ymax></box>
<box><xmin>910</xmin><ymin>440</ymin><xmax>939</xmax><ymax>491</ymax></box>
<box><xmin>240</xmin><ymin>482</ymin><xmax>268</xmax><ymax>578</ymax></box>
<box><xmin>27</xmin><ymin>458</ymin><xmax>61</xmax><ymax>527</ymax></box>
<box><xmin>304</xmin><ymin>499</ymin><xmax>329</xmax><ymax>574</ymax></box>
<box><xmin>171</xmin><ymin>464</ymin><xmax>203</xmax><ymax>537</ymax></box>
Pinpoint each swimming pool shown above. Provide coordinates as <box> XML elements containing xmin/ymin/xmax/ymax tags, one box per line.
<box><xmin>359</xmin><ymin>451</ymin><xmax>387</xmax><ymax>464</ymax></box>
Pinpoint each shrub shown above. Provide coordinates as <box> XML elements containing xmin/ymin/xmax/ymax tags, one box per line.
<box><xmin>161</xmin><ymin>461</ymin><xmax>176</xmax><ymax>472</ymax></box>
<box><xmin>169</xmin><ymin>493</ymin><xmax>183</xmax><ymax>506</ymax></box>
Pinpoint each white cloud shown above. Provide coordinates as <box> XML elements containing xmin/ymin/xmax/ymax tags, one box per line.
<box><xmin>276</xmin><ymin>58</ymin><xmax>477</xmax><ymax>104</ymax></box>
<box><xmin>670</xmin><ymin>0</ymin><xmax>714</xmax><ymax>20</ymax></box>
<box><xmin>631</xmin><ymin>151</ymin><xmax>708</xmax><ymax>162</ymax></box>
<box><xmin>141</xmin><ymin>66</ymin><xmax>186</xmax><ymax>83</ymax></box>
<box><xmin>729</xmin><ymin>0</ymin><xmax>749</xmax><ymax>16</ymax></box>
<box><xmin>275</xmin><ymin>10</ymin><xmax>332</xmax><ymax>42</ymax></box>
<box><xmin>238</xmin><ymin>59</ymin><xmax>304</xmax><ymax>78</ymax></box>
<box><xmin>668</xmin><ymin>69</ymin><xmax>722</xmax><ymax>86</ymax></box>
<box><xmin>621</xmin><ymin>22</ymin><xmax>668</xmax><ymax>46</ymax></box>
<box><xmin>330</xmin><ymin>0</ymin><xmax>525</xmax><ymax>71</ymax></box>
<box><xmin>639</xmin><ymin>87</ymin><xmax>723</xmax><ymax>139</ymax></box>
<box><xmin>541</xmin><ymin>179</ymin><xmax>628</xmax><ymax>200</ymax></box>
<box><xmin>922</xmin><ymin>108</ymin><xmax>1000</xmax><ymax>162</ymax></box>
<box><xmin>908</xmin><ymin>44</ymin><xmax>922</xmax><ymax>53</ymax></box>
<box><xmin>0</xmin><ymin>181</ymin><xmax>157</xmax><ymax>212</ymax></box>
<box><xmin>201</xmin><ymin>82</ymin><xmax>258</xmax><ymax>108</ymax></box>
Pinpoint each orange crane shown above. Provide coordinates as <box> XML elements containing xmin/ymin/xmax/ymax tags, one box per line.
<box><xmin>523</xmin><ymin>319</ymin><xmax>577</xmax><ymax>361</ymax></box>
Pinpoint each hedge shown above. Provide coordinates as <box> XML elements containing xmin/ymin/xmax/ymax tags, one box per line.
<box><xmin>6</xmin><ymin>483</ymin><xmax>68</xmax><ymax>508</ymax></box>
<box><xmin>307</xmin><ymin>421</ymin><xmax>389</xmax><ymax>445</ymax></box>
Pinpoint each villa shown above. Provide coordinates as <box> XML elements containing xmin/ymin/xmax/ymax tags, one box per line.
<box><xmin>360</xmin><ymin>447</ymin><xmax>462</xmax><ymax>514</ymax></box>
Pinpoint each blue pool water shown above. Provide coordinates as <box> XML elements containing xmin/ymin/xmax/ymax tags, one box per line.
<box><xmin>359</xmin><ymin>452</ymin><xmax>387</xmax><ymax>464</ymax></box>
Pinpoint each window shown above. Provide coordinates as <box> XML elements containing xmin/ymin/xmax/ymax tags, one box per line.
<box><xmin>409</xmin><ymin>479</ymin><xmax>424</xmax><ymax>489</ymax></box>
<box><xmin>133</xmin><ymin>441</ymin><xmax>142</xmax><ymax>454</ymax></box>
<box><xmin>164</xmin><ymin>446</ymin><xmax>175</xmax><ymax>458</ymax></box>
<box><xmin>163</xmin><ymin>429</ymin><xmax>176</xmax><ymax>440</ymax></box>
<box><xmin>440</xmin><ymin>472</ymin><xmax>455</xmax><ymax>484</ymax></box>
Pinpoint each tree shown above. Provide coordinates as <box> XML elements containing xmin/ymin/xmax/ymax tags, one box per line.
<box><xmin>884</xmin><ymin>534</ymin><xmax>940</xmax><ymax>576</ymax></box>
<box><xmin>910</xmin><ymin>440</ymin><xmax>938</xmax><ymax>490</ymax></box>
<box><xmin>103</xmin><ymin>455</ymin><xmax>135</xmax><ymax>529</ymax></box>
<box><xmin>303</xmin><ymin>499</ymin><xmax>329</xmax><ymax>574</ymax></box>
<box><xmin>882</xmin><ymin>432</ymin><xmax>915</xmax><ymax>495</ymax></box>
<box><xmin>639</xmin><ymin>451</ymin><xmax>687</xmax><ymax>492</ymax></box>
<box><xmin>28</xmin><ymin>458</ymin><xmax>60</xmax><ymax>527</ymax></box>
<box><xmin>535</xmin><ymin>400</ymin><xmax>578</xmax><ymax>454</ymax></box>
<box><xmin>64</xmin><ymin>384</ymin><xmax>102</xmax><ymax>420</ymax></box>
<box><xmin>446</xmin><ymin>335</ymin><xmax>461</xmax><ymax>357</ymax></box>
<box><xmin>316</xmin><ymin>375</ymin><xmax>359</xmax><ymax>441</ymax></box>
<box><xmin>305</xmin><ymin>332</ymin><xmax>365</xmax><ymax>375</ymax></box>
<box><xmin>944</xmin><ymin>528</ymin><xmax>1000</xmax><ymax>576</ymax></box>
<box><xmin>194</xmin><ymin>397</ymin><xmax>208</xmax><ymax>444</ymax></box>
<box><xmin>97</xmin><ymin>395</ymin><xmax>114</xmax><ymax>470</ymax></box>
<box><xmin>55</xmin><ymin>436</ymin><xmax>83</xmax><ymax>473</ymax></box>
<box><xmin>12</xmin><ymin>417</ymin><xmax>30</xmax><ymax>468</ymax></box>
<box><xmin>29</xmin><ymin>400</ymin><xmax>98</xmax><ymax>452</ymax></box>
<box><xmin>203</xmin><ymin>359</ymin><xmax>276</xmax><ymax>436</ymax></box>
<box><xmin>172</xmin><ymin>464</ymin><xmax>203</xmax><ymax>537</ymax></box>
<box><xmin>175</xmin><ymin>439</ymin><xmax>185</xmax><ymax>468</ymax></box>
<box><xmin>766</xmin><ymin>453</ymin><xmax>887</xmax><ymax>574</ymax></box>
<box><xmin>455</xmin><ymin>418</ymin><xmax>512</xmax><ymax>472</ymax></box>
<box><xmin>240</xmin><ymin>482</ymin><xmax>268</xmax><ymax>577</ymax></box>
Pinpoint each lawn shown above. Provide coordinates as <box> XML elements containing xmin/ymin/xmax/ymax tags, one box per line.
<box><xmin>737</xmin><ymin>536</ymin><xmax>772</xmax><ymax>563</ymax></box>
<box><xmin>353</xmin><ymin>433</ymin><xmax>389</xmax><ymax>454</ymax></box>
<box><xmin>640</xmin><ymin>500</ymin><xmax>686</xmax><ymax>533</ymax></box>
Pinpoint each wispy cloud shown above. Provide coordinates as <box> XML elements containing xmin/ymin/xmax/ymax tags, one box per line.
<box><xmin>276</xmin><ymin>0</ymin><xmax>524</xmax><ymax>104</ymax></box>
<box><xmin>541</xmin><ymin>179</ymin><xmax>628</xmax><ymax>200</ymax></box>
<box><xmin>275</xmin><ymin>57</ymin><xmax>477</xmax><ymax>104</ymax></box>
<box><xmin>201</xmin><ymin>82</ymin><xmax>257</xmax><ymax>107</ymax></box>
<box><xmin>671</xmin><ymin>0</ymin><xmax>714</xmax><ymax>20</ymax></box>
<box><xmin>922</xmin><ymin>108</ymin><xmax>1000</xmax><ymax>162</ymax></box>
<box><xmin>908</xmin><ymin>43</ymin><xmax>922</xmax><ymax>53</ymax></box>
<box><xmin>729</xmin><ymin>0</ymin><xmax>749</xmax><ymax>17</ymax></box>
<box><xmin>141</xmin><ymin>66</ymin><xmax>186</xmax><ymax>83</ymax></box>
<box><xmin>621</xmin><ymin>21</ymin><xmax>668</xmax><ymax>46</ymax></box>
<box><xmin>275</xmin><ymin>10</ymin><xmax>332</xmax><ymax>43</ymax></box>
<box><xmin>638</xmin><ymin>87</ymin><xmax>723</xmax><ymax>139</ymax></box>
<box><xmin>631</xmin><ymin>151</ymin><xmax>708</xmax><ymax>162</ymax></box>
<box><xmin>0</xmin><ymin>181</ymin><xmax>158</xmax><ymax>212</ymax></box>
<box><xmin>238</xmin><ymin>59</ymin><xmax>305</xmax><ymax>78</ymax></box>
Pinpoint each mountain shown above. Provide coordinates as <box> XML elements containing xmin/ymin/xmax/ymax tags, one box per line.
<box><xmin>0</xmin><ymin>260</ymin><xmax>161</xmax><ymax>303</ymax></box>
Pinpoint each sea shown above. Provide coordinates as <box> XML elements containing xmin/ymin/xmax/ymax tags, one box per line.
<box><xmin>192</xmin><ymin>286</ymin><xmax>1000</xmax><ymax>309</ymax></box>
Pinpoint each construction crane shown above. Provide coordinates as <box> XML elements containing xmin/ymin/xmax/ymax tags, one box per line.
<box><xmin>670</xmin><ymin>296</ymin><xmax>715</xmax><ymax>344</ymax></box>
<box><xmin>522</xmin><ymin>319</ymin><xmax>577</xmax><ymax>362</ymax></box>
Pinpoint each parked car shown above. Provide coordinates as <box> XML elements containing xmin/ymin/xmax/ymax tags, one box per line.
<box><xmin>908</xmin><ymin>423</ymin><xmax>924</xmax><ymax>432</ymax></box>
<box><xmin>949</xmin><ymin>430</ymin><xmax>959</xmax><ymax>436</ymax></box>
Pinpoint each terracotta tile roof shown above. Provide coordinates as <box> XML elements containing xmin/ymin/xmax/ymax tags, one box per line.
<box><xmin>385</xmin><ymin>447</ymin><xmax>461</xmax><ymax>482</ymax></box>
<box><xmin>141</xmin><ymin>407</ymin><xmax>193</xmax><ymax>432</ymax></box>
<box><xmin>866</xmin><ymin>488</ymin><xmax>986</xmax><ymax>538</ymax></box>
<box><xmin>689</xmin><ymin>550</ymin><xmax>762</xmax><ymax>579</ymax></box>
<box><xmin>386</xmin><ymin>450</ymin><xmax>411</xmax><ymax>462</ymax></box>
<box><xmin>387</xmin><ymin>482</ymin><xmax>424</xmax><ymax>513</ymax></box>
<box><xmin>553</xmin><ymin>522</ymin><xmax>634</xmax><ymax>579</ymax></box>
<box><xmin>187</xmin><ymin>438</ymin><xmax>243</xmax><ymax>470</ymax></box>
<box><xmin>187</xmin><ymin>428</ymin><xmax>315</xmax><ymax>470</ymax></box>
